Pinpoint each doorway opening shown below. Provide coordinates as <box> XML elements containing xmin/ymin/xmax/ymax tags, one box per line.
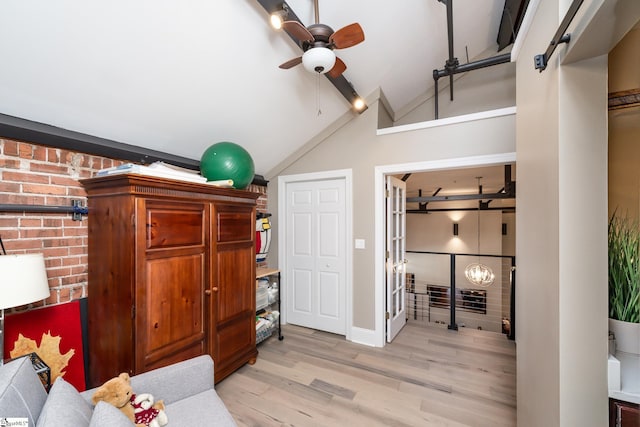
<box><xmin>375</xmin><ymin>153</ymin><xmax>516</xmax><ymax>346</ymax></box>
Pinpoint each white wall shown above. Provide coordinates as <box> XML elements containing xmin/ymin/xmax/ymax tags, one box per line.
<box><xmin>514</xmin><ymin>0</ymin><xmax>640</xmax><ymax>425</ymax></box>
<box><xmin>267</xmin><ymin>101</ymin><xmax>516</xmax><ymax>331</ymax></box>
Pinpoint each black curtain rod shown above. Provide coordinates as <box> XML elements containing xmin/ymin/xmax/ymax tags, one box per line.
<box><xmin>533</xmin><ymin>0</ymin><xmax>584</xmax><ymax>71</ymax></box>
<box><xmin>0</xmin><ymin>202</ymin><xmax>88</xmax><ymax>220</ymax></box>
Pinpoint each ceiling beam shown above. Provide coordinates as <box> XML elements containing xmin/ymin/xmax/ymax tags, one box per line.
<box><xmin>407</xmin><ymin>191</ymin><xmax>513</xmax><ymax>203</ymax></box>
<box><xmin>0</xmin><ymin>113</ymin><xmax>269</xmax><ymax>186</ymax></box>
<box><xmin>0</xmin><ymin>113</ymin><xmax>200</xmax><ymax>170</ymax></box>
<box><xmin>255</xmin><ymin>0</ymin><xmax>367</xmax><ymax>113</ymax></box>
<box><xmin>408</xmin><ymin>165</ymin><xmax>516</xmax><ymax>204</ymax></box>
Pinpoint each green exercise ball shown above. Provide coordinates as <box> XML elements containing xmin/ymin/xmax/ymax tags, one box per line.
<box><xmin>200</xmin><ymin>142</ymin><xmax>255</xmax><ymax>189</ymax></box>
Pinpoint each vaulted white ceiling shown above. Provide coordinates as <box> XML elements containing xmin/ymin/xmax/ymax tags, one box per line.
<box><xmin>0</xmin><ymin>0</ymin><xmax>506</xmax><ymax>176</ymax></box>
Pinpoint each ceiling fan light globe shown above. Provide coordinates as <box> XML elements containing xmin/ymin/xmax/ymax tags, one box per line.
<box><xmin>302</xmin><ymin>47</ymin><xmax>336</xmax><ymax>74</ymax></box>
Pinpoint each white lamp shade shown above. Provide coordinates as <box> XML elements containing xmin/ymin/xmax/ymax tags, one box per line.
<box><xmin>302</xmin><ymin>47</ymin><xmax>336</xmax><ymax>74</ymax></box>
<box><xmin>0</xmin><ymin>253</ymin><xmax>51</xmax><ymax>309</ymax></box>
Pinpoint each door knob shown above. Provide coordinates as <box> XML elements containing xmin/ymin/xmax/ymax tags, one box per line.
<box><xmin>205</xmin><ymin>290</ymin><xmax>212</xmax><ymax>296</ymax></box>
<box><xmin>212</xmin><ymin>287</ymin><xmax>219</xmax><ymax>292</ymax></box>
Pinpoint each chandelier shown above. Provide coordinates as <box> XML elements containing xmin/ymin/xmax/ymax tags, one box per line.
<box><xmin>464</xmin><ymin>178</ymin><xmax>495</xmax><ymax>287</ymax></box>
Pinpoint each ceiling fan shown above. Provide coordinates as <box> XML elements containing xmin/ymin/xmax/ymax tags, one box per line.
<box><xmin>276</xmin><ymin>0</ymin><xmax>365</xmax><ymax>78</ymax></box>
<box><xmin>256</xmin><ymin>0</ymin><xmax>368</xmax><ymax>112</ymax></box>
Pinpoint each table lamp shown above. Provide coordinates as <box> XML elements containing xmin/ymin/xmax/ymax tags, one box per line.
<box><xmin>0</xmin><ymin>253</ymin><xmax>51</xmax><ymax>365</ymax></box>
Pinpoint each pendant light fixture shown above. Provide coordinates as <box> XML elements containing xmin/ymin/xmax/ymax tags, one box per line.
<box><xmin>464</xmin><ymin>177</ymin><xmax>495</xmax><ymax>287</ymax></box>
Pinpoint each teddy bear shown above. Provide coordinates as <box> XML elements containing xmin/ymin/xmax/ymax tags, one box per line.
<box><xmin>92</xmin><ymin>372</ymin><xmax>168</xmax><ymax>427</ymax></box>
<box><xmin>132</xmin><ymin>392</ymin><xmax>168</xmax><ymax>427</ymax></box>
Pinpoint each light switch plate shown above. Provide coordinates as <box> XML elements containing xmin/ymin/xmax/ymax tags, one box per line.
<box><xmin>355</xmin><ymin>239</ymin><xmax>365</xmax><ymax>249</ymax></box>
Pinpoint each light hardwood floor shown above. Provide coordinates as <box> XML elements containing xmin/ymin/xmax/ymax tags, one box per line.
<box><xmin>216</xmin><ymin>322</ymin><xmax>516</xmax><ymax>427</ymax></box>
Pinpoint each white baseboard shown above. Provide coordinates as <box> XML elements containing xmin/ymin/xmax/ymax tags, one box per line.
<box><xmin>349</xmin><ymin>326</ymin><xmax>381</xmax><ymax>347</ymax></box>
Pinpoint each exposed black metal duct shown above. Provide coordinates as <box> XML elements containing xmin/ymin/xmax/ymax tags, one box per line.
<box><xmin>533</xmin><ymin>0</ymin><xmax>584</xmax><ymax>71</ymax></box>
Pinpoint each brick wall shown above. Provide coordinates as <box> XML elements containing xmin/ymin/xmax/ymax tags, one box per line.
<box><xmin>0</xmin><ymin>137</ymin><xmax>268</xmax><ymax>311</ymax></box>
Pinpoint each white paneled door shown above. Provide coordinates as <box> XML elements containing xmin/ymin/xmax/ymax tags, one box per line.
<box><xmin>285</xmin><ymin>178</ymin><xmax>347</xmax><ymax>335</ymax></box>
<box><xmin>386</xmin><ymin>175</ymin><xmax>407</xmax><ymax>342</ymax></box>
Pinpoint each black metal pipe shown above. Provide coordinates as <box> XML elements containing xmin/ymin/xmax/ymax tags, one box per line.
<box><xmin>509</xmin><ymin>257</ymin><xmax>516</xmax><ymax>340</ymax></box>
<box><xmin>0</xmin><ymin>204</ymin><xmax>88</xmax><ymax>215</ymax></box>
<box><xmin>434</xmin><ymin>74</ymin><xmax>440</xmax><ymax>119</ymax></box>
<box><xmin>448</xmin><ymin>253</ymin><xmax>458</xmax><ymax>330</ymax></box>
<box><xmin>432</xmin><ymin>53</ymin><xmax>511</xmax><ymax>119</ymax></box>
<box><xmin>446</xmin><ymin>0</ymin><xmax>455</xmax><ymax>101</ymax></box>
<box><xmin>446</xmin><ymin>0</ymin><xmax>454</xmax><ymax>65</ymax></box>
<box><xmin>434</xmin><ymin>53</ymin><xmax>511</xmax><ymax>79</ymax></box>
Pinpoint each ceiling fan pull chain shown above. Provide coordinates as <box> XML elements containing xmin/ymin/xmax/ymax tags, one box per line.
<box><xmin>316</xmin><ymin>73</ymin><xmax>322</xmax><ymax>116</ymax></box>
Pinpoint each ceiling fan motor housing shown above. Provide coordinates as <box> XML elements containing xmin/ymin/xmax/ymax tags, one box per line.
<box><xmin>301</xmin><ymin>24</ymin><xmax>334</xmax><ymax>50</ymax></box>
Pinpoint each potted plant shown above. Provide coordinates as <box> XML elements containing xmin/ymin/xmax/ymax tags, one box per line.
<box><xmin>608</xmin><ymin>213</ymin><xmax>640</xmax><ymax>354</ymax></box>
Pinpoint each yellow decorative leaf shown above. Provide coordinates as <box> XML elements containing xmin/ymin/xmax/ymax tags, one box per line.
<box><xmin>10</xmin><ymin>331</ymin><xmax>75</xmax><ymax>383</ymax></box>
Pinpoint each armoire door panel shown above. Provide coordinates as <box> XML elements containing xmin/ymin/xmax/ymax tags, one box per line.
<box><xmin>138</xmin><ymin>253</ymin><xmax>206</xmax><ymax>369</ymax></box>
<box><xmin>145</xmin><ymin>203</ymin><xmax>205</xmax><ymax>249</ymax></box>
<box><xmin>215</xmin><ymin>244</ymin><xmax>255</xmax><ymax>321</ymax></box>
<box><xmin>216</xmin><ymin>206</ymin><xmax>254</xmax><ymax>242</ymax></box>
<box><xmin>216</xmin><ymin>319</ymin><xmax>253</xmax><ymax>363</ymax></box>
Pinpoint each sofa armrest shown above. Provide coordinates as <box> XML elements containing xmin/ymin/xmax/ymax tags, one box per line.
<box><xmin>82</xmin><ymin>355</ymin><xmax>215</xmax><ymax>405</ymax></box>
<box><xmin>130</xmin><ymin>355</ymin><xmax>215</xmax><ymax>404</ymax></box>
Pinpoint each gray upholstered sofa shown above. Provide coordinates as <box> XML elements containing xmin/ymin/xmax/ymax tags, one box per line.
<box><xmin>0</xmin><ymin>354</ymin><xmax>237</xmax><ymax>426</ymax></box>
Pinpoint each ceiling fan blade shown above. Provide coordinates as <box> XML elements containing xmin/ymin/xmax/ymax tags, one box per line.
<box><xmin>282</xmin><ymin>21</ymin><xmax>314</xmax><ymax>42</ymax></box>
<box><xmin>279</xmin><ymin>56</ymin><xmax>303</xmax><ymax>69</ymax></box>
<box><xmin>330</xmin><ymin>23</ymin><xmax>365</xmax><ymax>49</ymax></box>
<box><xmin>327</xmin><ymin>57</ymin><xmax>347</xmax><ymax>78</ymax></box>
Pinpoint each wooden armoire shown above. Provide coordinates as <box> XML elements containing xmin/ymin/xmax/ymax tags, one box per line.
<box><xmin>81</xmin><ymin>174</ymin><xmax>258</xmax><ymax>387</ymax></box>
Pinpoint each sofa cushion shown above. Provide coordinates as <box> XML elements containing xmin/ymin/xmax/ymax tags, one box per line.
<box><xmin>36</xmin><ymin>377</ymin><xmax>93</xmax><ymax>427</ymax></box>
<box><xmin>0</xmin><ymin>356</ymin><xmax>48</xmax><ymax>426</ymax></box>
<box><xmin>89</xmin><ymin>401</ymin><xmax>135</xmax><ymax>426</ymax></box>
<box><xmin>165</xmin><ymin>389</ymin><xmax>237</xmax><ymax>426</ymax></box>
